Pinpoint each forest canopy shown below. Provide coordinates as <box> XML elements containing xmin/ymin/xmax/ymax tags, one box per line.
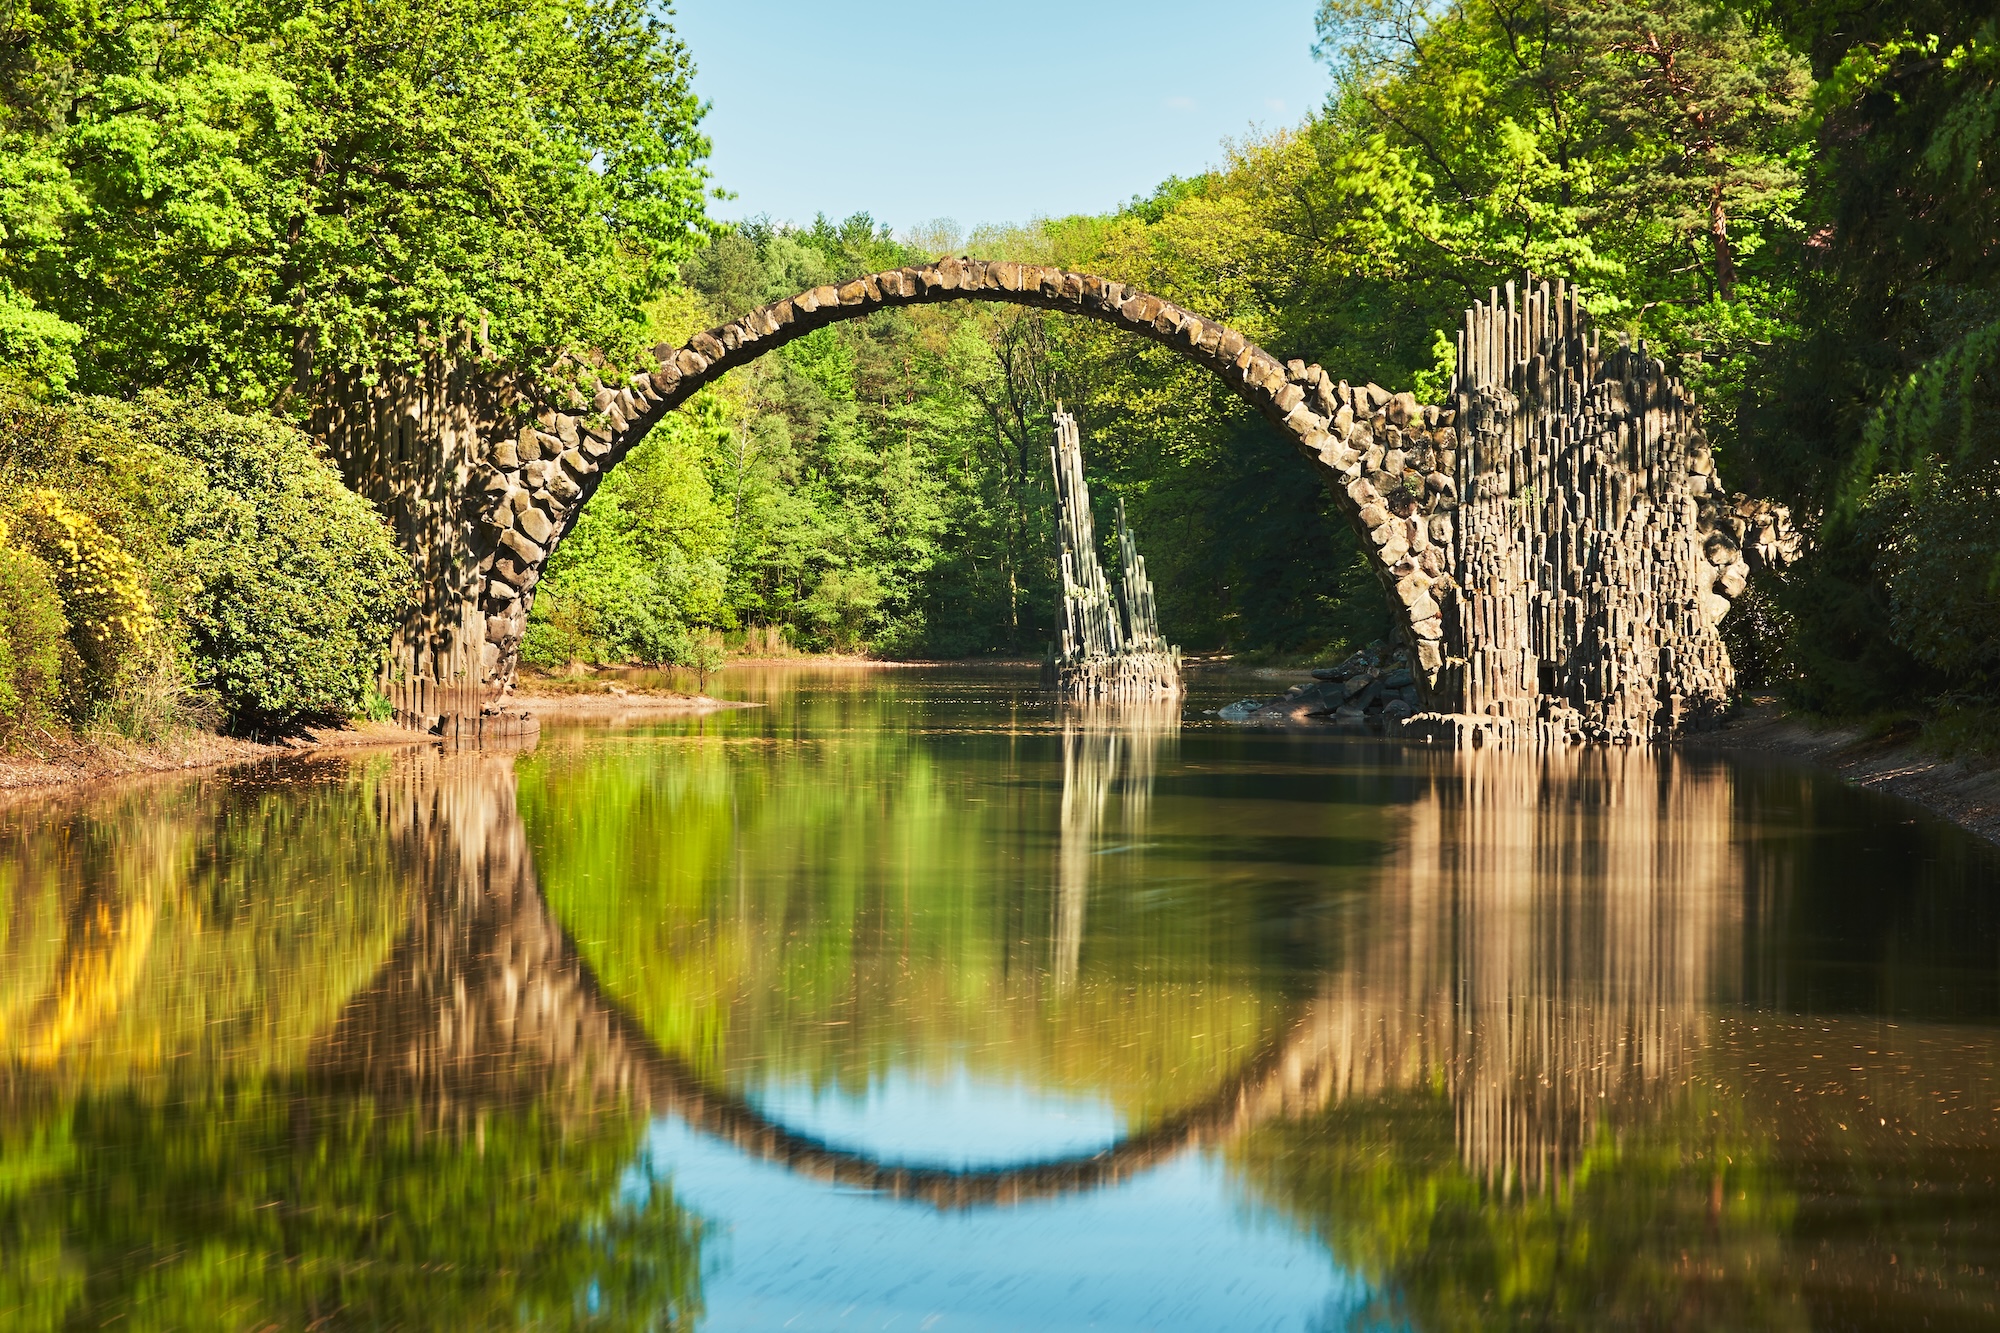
<box><xmin>531</xmin><ymin>0</ymin><xmax>1995</xmax><ymax>738</ymax></box>
<box><xmin>0</xmin><ymin>0</ymin><xmax>713</xmax><ymax>739</ymax></box>
<box><xmin>0</xmin><ymin>0</ymin><xmax>1995</xmax><ymax>743</ymax></box>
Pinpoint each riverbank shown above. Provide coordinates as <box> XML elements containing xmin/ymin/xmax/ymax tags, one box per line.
<box><xmin>1687</xmin><ymin>698</ymin><xmax>2000</xmax><ymax>849</ymax></box>
<box><xmin>0</xmin><ymin>720</ymin><xmax>437</xmax><ymax>795</ymax></box>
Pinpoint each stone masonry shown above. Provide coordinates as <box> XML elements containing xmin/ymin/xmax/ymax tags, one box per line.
<box><xmin>318</xmin><ymin>260</ymin><xmax>1798</xmax><ymax>743</ymax></box>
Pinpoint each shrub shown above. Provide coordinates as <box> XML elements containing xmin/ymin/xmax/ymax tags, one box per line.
<box><xmin>135</xmin><ymin>397</ymin><xmax>411</xmax><ymax>733</ymax></box>
<box><xmin>0</xmin><ymin>528</ymin><xmax>67</xmax><ymax>746</ymax></box>
<box><xmin>1881</xmin><ymin>468</ymin><xmax>2000</xmax><ymax>685</ymax></box>
<box><xmin>0</xmin><ymin>392</ymin><xmax>411</xmax><ymax>735</ymax></box>
<box><xmin>9</xmin><ymin>489</ymin><xmax>159</xmax><ymax>718</ymax></box>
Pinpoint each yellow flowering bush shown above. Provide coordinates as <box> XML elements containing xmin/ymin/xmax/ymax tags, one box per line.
<box><xmin>8</xmin><ymin>489</ymin><xmax>158</xmax><ymax>715</ymax></box>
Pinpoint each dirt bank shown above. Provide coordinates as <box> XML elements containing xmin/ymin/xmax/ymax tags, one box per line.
<box><xmin>1687</xmin><ymin>699</ymin><xmax>2000</xmax><ymax>849</ymax></box>
<box><xmin>0</xmin><ymin>720</ymin><xmax>437</xmax><ymax>795</ymax></box>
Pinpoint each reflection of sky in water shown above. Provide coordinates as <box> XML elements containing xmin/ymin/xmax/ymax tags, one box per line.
<box><xmin>634</xmin><ymin>1069</ymin><xmax>1361</xmax><ymax>1332</ymax></box>
<box><xmin>739</xmin><ymin>1069</ymin><xmax>1125</xmax><ymax>1168</ymax></box>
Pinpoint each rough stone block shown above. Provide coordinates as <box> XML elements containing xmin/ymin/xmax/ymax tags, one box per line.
<box><xmin>1394</xmin><ymin>573</ymin><xmax>1433</xmax><ymax>605</ymax></box>
<box><xmin>517</xmin><ymin>507</ymin><xmax>554</xmax><ymax>545</ymax></box>
<box><xmin>500</xmin><ymin>529</ymin><xmax>545</xmax><ymax>565</ymax></box>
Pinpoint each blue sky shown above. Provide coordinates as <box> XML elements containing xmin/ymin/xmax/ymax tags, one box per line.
<box><xmin>669</xmin><ymin>0</ymin><xmax>1333</xmax><ymax>238</ymax></box>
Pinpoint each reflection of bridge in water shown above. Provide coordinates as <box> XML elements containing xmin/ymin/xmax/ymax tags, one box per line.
<box><xmin>306</xmin><ymin>739</ymin><xmax>1740</xmax><ymax>1207</ymax></box>
<box><xmin>1295</xmin><ymin>747</ymin><xmax>1736</xmax><ymax>1194</ymax></box>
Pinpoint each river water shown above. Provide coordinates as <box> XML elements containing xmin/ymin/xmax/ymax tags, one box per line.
<box><xmin>2</xmin><ymin>666</ymin><xmax>1998</xmax><ymax>1330</ymax></box>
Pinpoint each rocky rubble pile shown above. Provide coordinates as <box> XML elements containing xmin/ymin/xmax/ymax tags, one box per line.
<box><xmin>1212</xmin><ymin>643</ymin><xmax>1422</xmax><ymax>727</ymax></box>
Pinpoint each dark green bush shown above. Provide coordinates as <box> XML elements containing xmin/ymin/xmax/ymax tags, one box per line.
<box><xmin>133</xmin><ymin>397</ymin><xmax>411</xmax><ymax>733</ymax></box>
<box><xmin>1</xmin><ymin>391</ymin><xmax>411</xmax><ymax>735</ymax></box>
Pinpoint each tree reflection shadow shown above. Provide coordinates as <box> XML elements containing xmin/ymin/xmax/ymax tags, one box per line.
<box><xmin>0</xmin><ymin>754</ymin><xmax>704</xmax><ymax>1331</ymax></box>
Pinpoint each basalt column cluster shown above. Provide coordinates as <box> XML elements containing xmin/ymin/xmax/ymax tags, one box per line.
<box><xmin>308</xmin><ymin>348</ymin><xmax>537</xmax><ymax>742</ymax></box>
<box><xmin>1047</xmin><ymin>410</ymin><xmax>1180</xmax><ymax>701</ymax></box>
<box><xmin>1426</xmin><ymin>278</ymin><xmax>1802</xmax><ymax>745</ymax></box>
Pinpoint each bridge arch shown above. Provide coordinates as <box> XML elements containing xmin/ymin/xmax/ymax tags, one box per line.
<box><xmin>473</xmin><ymin>259</ymin><xmax>1437</xmax><ymax>692</ymax></box>
<box><xmin>315</xmin><ymin>260</ymin><xmax>1798</xmax><ymax>742</ymax></box>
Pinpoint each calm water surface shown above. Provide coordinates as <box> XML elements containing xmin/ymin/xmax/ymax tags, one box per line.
<box><xmin>3</xmin><ymin>666</ymin><xmax>1999</xmax><ymax>1330</ymax></box>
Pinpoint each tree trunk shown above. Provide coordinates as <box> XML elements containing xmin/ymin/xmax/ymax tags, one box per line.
<box><xmin>1709</xmin><ymin>184</ymin><xmax>1736</xmax><ymax>302</ymax></box>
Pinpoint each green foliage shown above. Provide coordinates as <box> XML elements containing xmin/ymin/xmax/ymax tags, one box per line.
<box><xmin>523</xmin><ymin>409</ymin><xmax>728</xmax><ymax>669</ymax></box>
<box><xmin>1729</xmin><ymin>6</ymin><xmax>2000</xmax><ymax>716</ymax></box>
<box><xmin>149</xmin><ymin>396</ymin><xmax>411</xmax><ymax>732</ymax></box>
<box><xmin>1878</xmin><ymin>467</ymin><xmax>2000</xmax><ymax>684</ymax></box>
<box><xmin>0</xmin><ymin>0</ymin><xmax>713</xmax><ymax>402</ymax></box>
<box><xmin>0</xmin><ymin>392</ymin><xmax>410</xmax><ymax>736</ymax></box>
<box><xmin>0</xmin><ymin>538</ymin><xmax>66</xmax><ymax>743</ymax></box>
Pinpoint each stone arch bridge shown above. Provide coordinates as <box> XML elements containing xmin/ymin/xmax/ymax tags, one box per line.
<box><xmin>312</xmin><ymin>260</ymin><xmax>1797</xmax><ymax>744</ymax></box>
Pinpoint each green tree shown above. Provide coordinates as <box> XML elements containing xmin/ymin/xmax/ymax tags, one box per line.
<box><xmin>0</xmin><ymin>0</ymin><xmax>713</xmax><ymax>403</ymax></box>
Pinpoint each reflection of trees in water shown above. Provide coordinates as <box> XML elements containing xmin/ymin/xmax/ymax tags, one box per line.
<box><xmin>0</xmin><ymin>763</ymin><xmax>408</xmax><ymax>1080</ymax></box>
<box><xmin>524</xmin><ymin>707</ymin><xmax>1291</xmax><ymax>1124</ymax></box>
<box><xmin>0</xmin><ymin>754</ymin><xmax>704</xmax><ymax>1331</ymax></box>
<box><xmin>1053</xmin><ymin>704</ymin><xmax>1178</xmax><ymax>990</ymax></box>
